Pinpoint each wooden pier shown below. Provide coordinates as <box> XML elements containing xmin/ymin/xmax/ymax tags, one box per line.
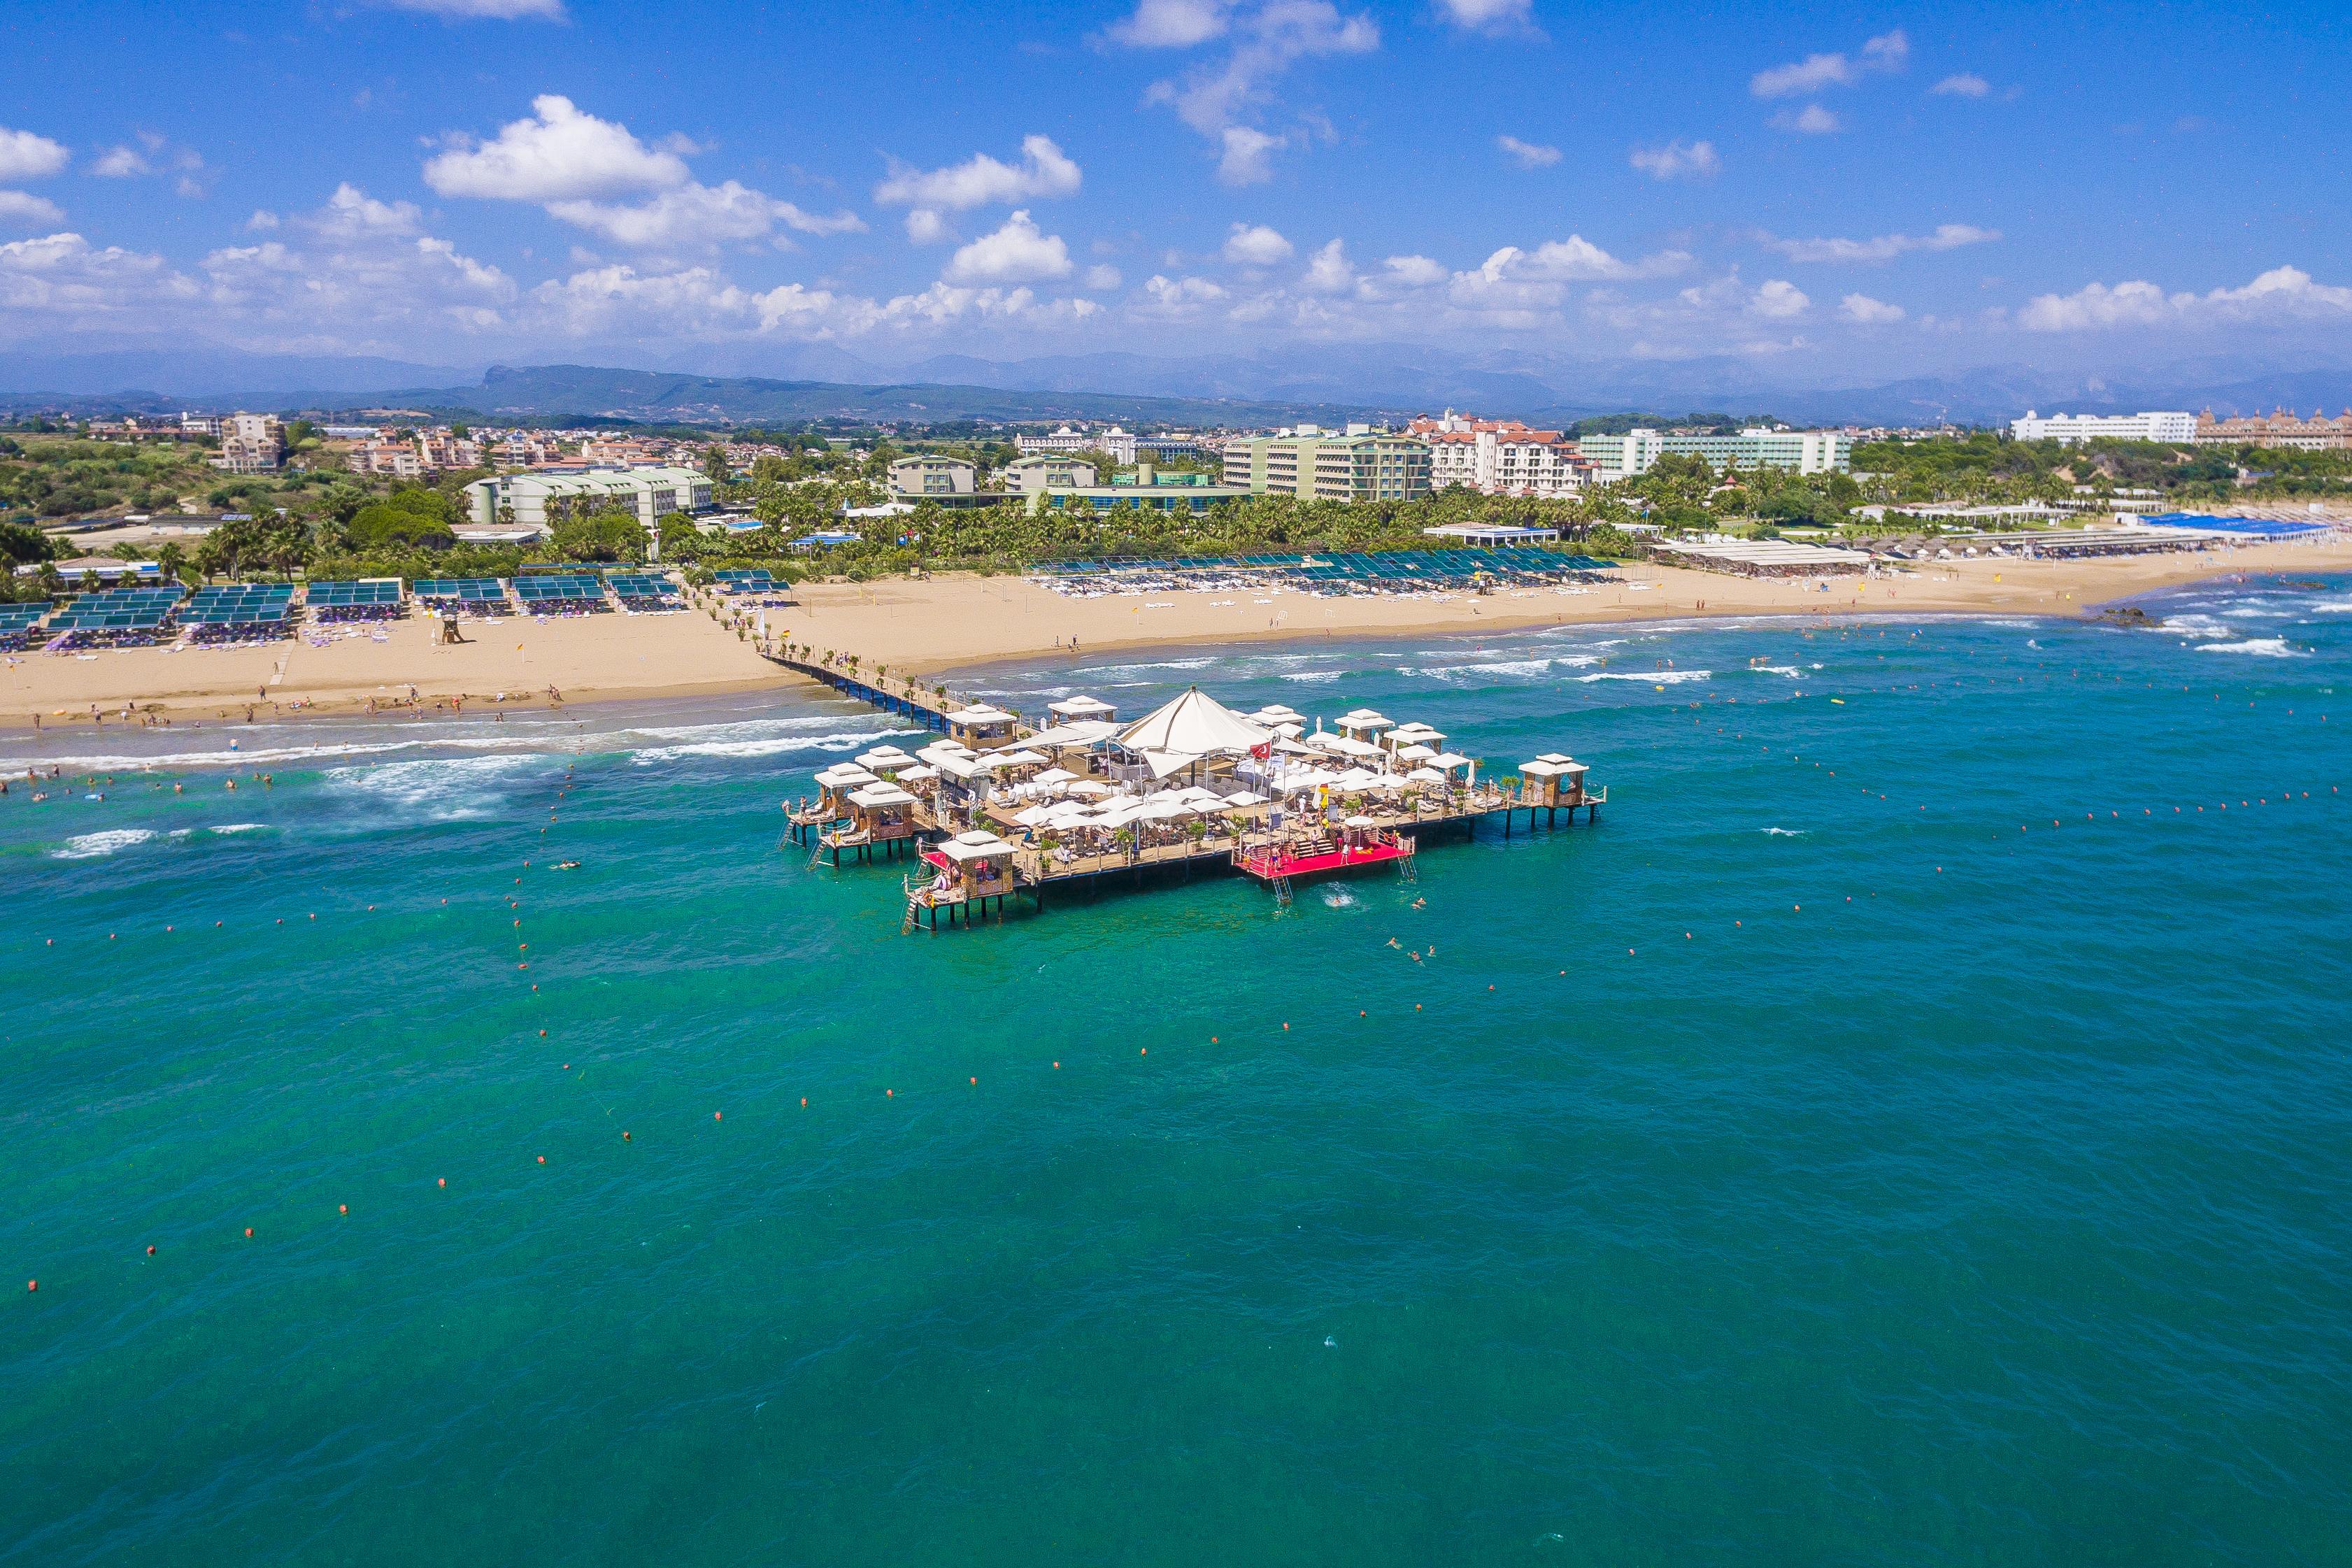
<box><xmin>761</xmin><ymin>648</ymin><xmax>1017</xmax><ymax>737</ymax></box>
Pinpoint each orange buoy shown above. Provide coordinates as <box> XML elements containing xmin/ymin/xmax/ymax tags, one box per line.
<box><xmin>338</xmin><ymin>1204</ymin><xmax>348</xmax><ymax>1216</ymax></box>
<box><xmin>1140</xmin><ymin>1048</ymin><xmax>1147</xmax><ymax>1055</ymax></box>
<box><xmin>438</xmin><ymin>1178</ymin><xmax>446</xmax><ymax>1188</ymax></box>
<box><xmin>623</xmin><ymin>1131</ymin><xmax>631</xmax><ymax>1141</ymax></box>
<box><xmin>536</xmin><ymin>1155</ymin><xmax>546</xmax><ymax>1164</ymax></box>
<box><xmin>970</xmin><ymin>1076</ymin><xmax>977</xmax><ymax>1085</ymax></box>
<box><xmin>1282</xmin><ymin>1022</ymin><xmax>1290</xmax><ymax>1030</ymax></box>
<box><xmin>885</xmin><ymin>1088</ymin><xmax>893</xmax><ymax>1097</ymax></box>
<box><xmin>1053</xmin><ymin>1061</ymin><xmax>1060</xmax><ymax>1069</ymax></box>
<box><xmin>714</xmin><ymin>1111</ymin><xmax>722</xmax><ymax>1120</ymax></box>
<box><xmin>147</xmin><ymin>1245</ymin><xmax>156</xmax><ymax>1255</ymax></box>
<box><xmin>801</xmin><ymin>1097</ymin><xmax>807</xmax><ymax>1106</ymax></box>
<box><xmin>539</xmin><ymin>1029</ymin><xmax>546</xmax><ymax>1037</ymax></box>
<box><xmin>244</xmin><ymin>1227</ymin><xmax>254</xmax><ymax>1238</ymax></box>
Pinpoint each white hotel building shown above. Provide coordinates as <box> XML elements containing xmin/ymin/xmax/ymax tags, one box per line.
<box><xmin>2010</xmin><ymin>410</ymin><xmax>2199</xmax><ymax>445</ymax></box>
<box><xmin>1406</xmin><ymin>411</ymin><xmax>1592</xmax><ymax>497</ymax></box>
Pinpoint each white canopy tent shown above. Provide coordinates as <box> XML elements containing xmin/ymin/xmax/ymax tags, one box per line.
<box><xmin>1117</xmin><ymin>688</ymin><xmax>1274</xmax><ymax>756</ymax></box>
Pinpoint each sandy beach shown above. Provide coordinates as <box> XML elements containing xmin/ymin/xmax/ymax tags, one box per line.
<box><xmin>5</xmin><ymin>536</ymin><xmax>2346</xmax><ymax>729</ymax></box>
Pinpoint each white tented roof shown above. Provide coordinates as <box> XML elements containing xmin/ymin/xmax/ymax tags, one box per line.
<box><xmin>1392</xmin><ymin>743</ymin><xmax>1437</xmax><ymax>762</ymax></box>
<box><xmin>1019</xmin><ymin>720</ymin><xmax>1120</xmax><ymax>750</ymax></box>
<box><xmin>895</xmin><ymin>764</ymin><xmax>939</xmax><ymax>783</ymax></box>
<box><xmin>1335</xmin><ymin>708</ymin><xmax>1392</xmax><ymax>731</ymax></box>
<box><xmin>949</xmin><ymin>704</ymin><xmax>1017</xmax><ymax>725</ymax></box>
<box><xmin>1141</xmin><ymin>748</ymin><xmax>1204</xmax><ymax>778</ymax></box>
<box><xmin>954</xmin><ymin>829</ymin><xmax>999</xmax><ymax>844</ymax></box>
<box><xmin>848</xmin><ymin>784</ymin><xmax>915</xmax><ymax>807</ymax></box>
<box><xmin>1428</xmin><ymin>751</ymin><xmax>1471</xmax><ymax>770</ymax></box>
<box><xmin>941</xmin><ymin>836</ymin><xmax>1013</xmax><ymax>862</ymax></box>
<box><xmin>1048</xmin><ymin>696</ymin><xmax>1116</xmax><ymax>717</ymax></box>
<box><xmin>1118</xmin><ymin>687</ymin><xmax>1274</xmax><ymax>756</ymax></box>
<box><xmin>1520</xmin><ymin>760</ymin><xmax>1565</xmax><ymax>778</ymax></box>
<box><xmin>993</xmin><ymin>748</ymin><xmax>1049</xmax><ymax>767</ymax></box>
<box><xmin>815</xmin><ymin>764</ymin><xmax>876</xmax><ymax>787</ymax></box>
<box><xmin>857</xmin><ymin>746</ymin><xmax>918</xmax><ymax>769</ymax></box>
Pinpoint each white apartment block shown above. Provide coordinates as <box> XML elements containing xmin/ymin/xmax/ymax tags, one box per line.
<box><xmin>1407</xmin><ymin>411</ymin><xmax>1592</xmax><ymax>497</ymax></box>
<box><xmin>208</xmin><ymin>411</ymin><xmax>283</xmax><ymax>473</ymax></box>
<box><xmin>1016</xmin><ymin>425</ymin><xmax>1138</xmax><ymax>464</ymax></box>
<box><xmin>2010</xmin><ymin>410</ymin><xmax>2198</xmax><ymax>445</ymax></box>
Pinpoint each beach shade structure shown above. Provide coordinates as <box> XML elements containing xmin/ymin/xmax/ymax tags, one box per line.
<box><xmin>513</xmin><ymin>573</ymin><xmax>611</xmax><ymax>611</ymax></box>
<box><xmin>1019</xmin><ymin>719</ymin><xmax>1120</xmax><ymax>753</ymax></box>
<box><xmin>1407</xmin><ymin>767</ymin><xmax>1448</xmax><ymax>785</ymax></box>
<box><xmin>894</xmin><ymin>764</ymin><xmax>939</xmax><ymax>785</ymax></box>
<box><xmin>414</xmin><ymin>578</ymin><xmax>511</xmax><ymax>613</ymax></box>
<box><xmin>44</xmin><ymin>585</ymin><xmax>186</xmax><ymax>645</ymax></box>
<box><xmin>1334</xmin><ymin>708</ymin><xmax>1395</xmax><ymax>739</ymax></box>
<box><xmin>180</xmin><ymin>584</ymin><xmax>297</xmax><ymax>641</ymax></box>
<box><xmin>990</xmin><ymin>748</ymin><xmax>1050</xmax><ymax>771</ymax></box>
<box><xmin>604</xmin><ymin>571</ymin><xmax>684</xmax><ymax>609</ymax></box>
<box><xmin>856</xmin><ymin>746</ymin><xmax>920</xmax><ymax>775</ymax></box>
<box><xmin>1520</xmin><ymin>757</ymin><xmax>1590</xmax><ymax>806</ymax></box>
<box><xmin>1032</xmin><ymin>767</ymin><xmax>1078</xmax><ymax>785</ymax></box>
<box><xmin>1427</xmin><ymin>751</ymin><xmax>1473</xmax><ymax>774</ymax></box>
<box><xmin>711</xmin><ymin>569</ymin><xmax>778</xmax><ymax>594</ymax></box>
<box><xmin>1141</xmin><ymin>748</ymin><xmax>1205</xmax><ymax>780</ymax></box>
<box><xmin>1117</xmin><ymin>688</ymin><xmax>1274</xmax><ymax>757</ymax></box>
<box><xmin>305</xmin><ymin>578</ymin><xmax>406</xmax><ymax>621</ymax></box>
<box><xmin>1392</xmin><ymin>743</ymin><xmax>1437</xmax><ymax>764</ymax></box>
<box><xmin>1344</xmin><ymin>813</ymin><xmax>1379</xmax><ymax>828</ymax></box>
<box><xmin>1244</xmin><ymin>704</ymin><xmax>1306</xmax><ymax>727</ymax></box>
<box><xmin>0</xmin><ymin>603</ymin><xmax>51</xmax><ymax>648</ymax></box>
<box><xmin>946</xmin><ymin>705</ymin><xmax>1019</xmax><ymax>748</ymax></box>
<box><xmin>1046</xmin><ymin>696</ymin><xmax>1117</xmax><ymax>722</ymax></box>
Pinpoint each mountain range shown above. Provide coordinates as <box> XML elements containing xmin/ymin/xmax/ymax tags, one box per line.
<box><xmin>3</xmin><ymin>342</ymin><xmax>2351</xmax><ymax>429</ymax></box>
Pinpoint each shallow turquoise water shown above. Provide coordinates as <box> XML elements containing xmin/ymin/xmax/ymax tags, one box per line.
<box><xmin>5</xmin><ymin>573</ymin><xmax>2350</xmax><ymax>1565</ymax></box>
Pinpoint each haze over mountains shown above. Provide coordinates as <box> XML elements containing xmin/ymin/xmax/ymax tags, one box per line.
<box><xmin>3</xmin><ymin>343</ymin><xmax>2349</xmax><ymax>429</ymax></box>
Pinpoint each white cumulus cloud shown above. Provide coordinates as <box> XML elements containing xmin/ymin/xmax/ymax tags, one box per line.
<box><xmin>547</xmin><ymin>182</ymin><xmax>864</xmax><ymax>250</ymax></box>
<box><xmin>0</xmin><ymin>128</ymin><xmax>70</xmax><ymax>183</ymax></box>
<box><xmin>873</xmin><ymin>135</ymin><xmax>1081</xmax><ymax>212</ymax></box>
<box><xmin>1839</xmin><ymin>292</ymin><xmax>1905</xmax><ymax>323</ymax></box>
<box><xmin>1751</xmin><ymin>30</ymin><xmax>1907</xmax><ymax>98</ymax></box>
<box><xmin>0</xmin><ymin>192</ymin><xmax>64</xmax><ymax>227</ymax></box>
<box><xmin>1299</xmin><ymin>238</ymin><xmax>1355</xmax><ymax>293</ymax></box>
<box><xmin>2020</xmin><ymin>266</ymin><xmax>2352</xmax><ymax>332</ymax></box>
<box><xmin>1932</xmin><ymin>73</ymin><xmax>1991</xmax><ymax>98</ymax></box>
<box><xmin>1104</xmin><ymin>0</ymin><xmax>1234</xmax><ymax>47</ymax></box>
<box><xmin>1436</xmin><ymin>0</ymin><xmax>1539</xmax><ymax>37</ymax></box>
<box><xmin>1773</xmin><ymin>105</ymin><xmax>1843</xmax><ymax>135</ymax></box>
<box><xmin>1122</xmin><ymin>0</ymin><xmax>1380</xmax><ymax>185</ymax></box>
<box><xmin>1629</xmin><ymin>139</ymin><xmax>1718</xmax><ymax>180</ymax></box>
<box><xmin>423</xmin><ymin>95</ymin><xmax>688</xmax><ymax>201</ymax></box>
<box><xmin>1223</xmin><ymin>222</ymin><xmax>1294</xmax><ymax>265</ymax></box>
<box><xmin>1497</xmin><ymin>134</ymin><xmax>1561</xmax><ymax>168</ymax></box>
<box><xmin>1760</xmin><ymin>223</ymin><xmax>2000</xmax><ymax>264</ymax></box>
<box><xmin>1749</xmin><ymin>279</ymin><xmax>1810</xmax><ymax>318</ymax></box>
<box><xmin>943</xmin><ymin>211</ymin><xmax>1073</xmax><ymax>285</ymax></box>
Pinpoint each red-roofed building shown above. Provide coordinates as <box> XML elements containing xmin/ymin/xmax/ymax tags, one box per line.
<box><xmin>1406</xmin><ymin>411</ymin><xmax>1592</xmax><ymax>498</ymax></box>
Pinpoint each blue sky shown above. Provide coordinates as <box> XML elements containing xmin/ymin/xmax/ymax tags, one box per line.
<box><xmin>2</xmin><ymin>0</ymin><xmax>2349</xmax><ymax>383</ymax></box>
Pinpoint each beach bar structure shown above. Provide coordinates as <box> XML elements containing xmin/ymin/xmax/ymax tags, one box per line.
<box><xmin>774</xmin><ymin>676</ymin><xmax>1609</xmax><ymax>930</ymax></box>
<box><xmin>813</xmin><ymin>781</ymin><xmax>921</xmax><ymax>865</ymax></box>
<box><xmin>904</xmin><ymin>831</ymin><xmax>1020</xmax><ymax>928</ymax></box>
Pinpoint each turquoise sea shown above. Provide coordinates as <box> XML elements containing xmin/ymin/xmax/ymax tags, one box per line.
<box><xmin>5</xmin><ymin>571</ymin><xmax>2350</xmax><ymax>1565</ymax></box>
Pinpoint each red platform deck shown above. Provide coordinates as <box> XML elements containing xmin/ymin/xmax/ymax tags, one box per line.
<box><xmin>1235</xmin><ymin>840</ymin><xmax>1411</xmax><ymax>882</ymax></box>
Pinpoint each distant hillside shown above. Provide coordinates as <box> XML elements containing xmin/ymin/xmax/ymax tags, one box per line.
<box><xmin>371</xmin><ymin>364</ymin><xmax>1409</xmax><ymax>428</ymax></box>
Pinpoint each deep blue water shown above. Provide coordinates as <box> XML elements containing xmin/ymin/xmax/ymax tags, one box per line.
<box><xmin>4</xmin><ymin>573</ymin><xmax>2349</xmax><ymax>1565</ymax></box>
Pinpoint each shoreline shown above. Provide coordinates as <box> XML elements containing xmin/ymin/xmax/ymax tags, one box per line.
<box><xmin>3</xmin><ymin>538</ymin><xmax>2344</xmax><ymax>734</ymax></box>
